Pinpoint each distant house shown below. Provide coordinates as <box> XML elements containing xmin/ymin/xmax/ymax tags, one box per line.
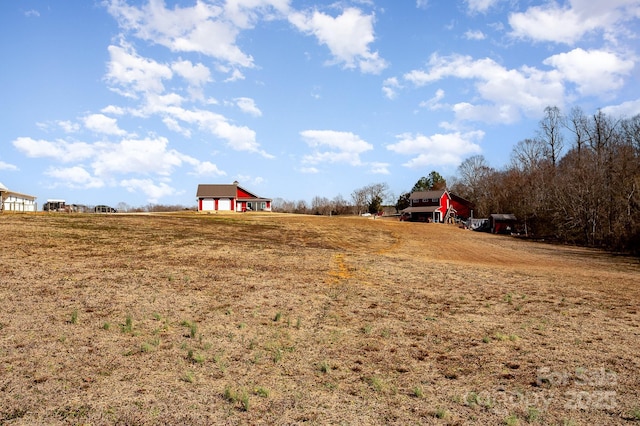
<box><xmin>196</xmin><ymin>182</ymin><xmax>271</xmax><ymax>213</ymax></box>
<box><xmin>94</xmin><ymin>205</ymin><xmax>117</xmax><ymax>213</ymax></box>
<box><xmin>0</xmin><ymin>182</ymin><xmax>37</xmax><ymax>212</ymax></box>
<box><xmin>43</xmin><ymin>199</ymin><xmax>67</xmax><ymax>212</ymax></box>
<box><xmin>401</xmin><ymin>190</ymin><xmax>473</xmax><ymax>223</ymax></box>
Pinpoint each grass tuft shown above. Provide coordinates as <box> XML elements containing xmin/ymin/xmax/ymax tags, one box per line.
<box><xmin>223</xmin><ymin>386</ymin><xmax>250</xmax><ymax>411</ymax></box>
<box><xmin>412</xmin><ymin>386</ymin><xmax>424</xmax><ymax>398</ymax></box>
<box><xmin>254</xmin><ymin>386</ymin><xmax>270</xmax><ymax>398</ymax></box>
<box><xmin>505</xmin><ymin>414</ymin><xmax>519</xmax><ymax>425</ymax></box>
<box><xmin>526</xmin><ymin>406</ymin><xmax>540</xmax><ymax>422</ymax></box>
<box><xmin>318</xmin><ymin>360</ymin><xmax>330</xmax><ymax>374</ymax></box>
<box><xmin>434</xmin><ymin>408</ymin><xmax>448</xmax><ymax>419</ymax></box>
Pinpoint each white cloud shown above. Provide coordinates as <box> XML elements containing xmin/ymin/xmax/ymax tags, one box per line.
<box><xmin>419</xmin><ymin>89</ymin><xmax>446</xmax><ymax>110</ymax></box>
<box><xmin>300</xmin><ymin>129</ymin><xmax>373</xmax><ymax>166</ymax></box>
<box><xmin>13</xmin><ymin>137</ymin><xmax>95</xmax><ymax>162</ymax></box>
<box><xmin>56</xmin><ymin>120</ymin><xmax>80</xmax><ymax>133</ymax></box>
<box><xmin>171</xmin><ymin>59</ymin><xmax>212</xmax><ymax>89</ymax></box>
<box><xmin>101</xmin><ymin>105</ymin><xmax>126</xmax><ymax>115</ymax></box>
<box><xmin>155</xmin><ymin>105</ymin><xmax>271</xmax><ymax>157</ymax></box>
<box><xmin>189</xmin><ymin>161</ymin><xmax>227</xmax><ymax>177</ymax></box>
<box><xmin>13</xmin><ymin>135</ymin><xmax>212</xmax><ymax>188</ymax></box>
<box><xmin>289</xmin><ymin>7</ymin><xmax>387</xmax><ymax>74</ymax></box>
<box><xmin>543</xmin><ymin>48</ymin><xmax>634</xmax><ymax>96</ymax></box>
<box><xmin>601</xmin><ymin>98</ymin><xmax>640</xmax><ymax>117</ymax></box>
<box><xmin>45</xmin><ymin>166</ymin><xmax>104</xmax><ymax>189</ymax></box>
<box><xmin>234</xmin><ymin>174</ymin><xmax>265</xmax><ymax>187</ymax></box>
<box><xmin>416</xmin><ymin>0</ymin><xmax>429</xmax><ymax>10</ymax></box>
<box><xmin>224</xmin><ymin>0</ymin><xmax>291</xmax><ymax>29</ymax></box>
<box><xmin>387</xmin><ymin>131</ymin><xmax>483</xmax><ymax>168</ymax></box>
<box><xmin>404</xmin><ymin>54</ymin><xmax>565</xmax><ymax>123</ymax></box>
<box><xmin>119</xmin><ymin>178</ymin><xmax>176</xmax><ymax>203</ymax></box>
<box><xmin>369</xmin><ymin>162</ymin><xmax>390</xmax><ymax>174</ymax></box>
<box><xmin>451</xmin><ymin>102</ymin><xmax>521</xmax><ymax>124</ymax></box>
<box><xmin>223</xmin><ymin>68</ymin><xmax>246</xmax><ymax>82</ymax></box>
<box><xmin>0</xmin><ymin>160</ymin><xmax>18</xmax><ymax>171</ymax></box>
<box><xmin>382</xmin><ymin>77</ymin><xmax>401</xmax><ymax>99</ymax></box>
<box><xmin>465</xmin><ymin>0</ymin><xmax>501</xmax><ymax>13</ymax></box>
<box><xmin>235</xmin><ymin>97</ymin><xmax>262</xmax><ymax>117</ymax></box>
<box><xmin>464</xmin><ymin>30</ymin><xmax>486</xmax><ymax>40</ymax></box>
<box><xmin>509</xmin><ymin>4</ymin><xmax>599</xmax><ymax>45</ymax></box>
<box><xmin>162</xmin><ymin>117</ymin><xmax>192</xmax><ymax>137</ymax></box>
<box><xmin>83</xmin><ymin>114</ymin><xmax>128</xmax><ymax>136</ymax></box>
<box><xmin>509</xmin><ymin>0</ymin><xmax>640</xmax><ymax>45</ymax></box>
<box><xmin>25</xmin><ymin>9</ymin><xmax>40</xmax><ymax>18</ymax></box>
<box><xmin>91</xmin><ymin>137</ymin><xmax>191</xmax><ymax>177</ymax></box>
<box><xmin>106</xmin><ymin>43</ymin><xmax>173</xmax><ymax>97</ymax></box>
<box><xmin>403</xmin><ymin>50</ymin><xmax>635</xmax><ymax>124</ymax></box>
<box><xmin>299</xmin><ymin>166</ymin><xmax>319</xmax><ymax>174</ymax></box>
<box><xmin>106</xmin><ymin>0</ymin><xmax>255</xmax><ymax>68</ymax></box>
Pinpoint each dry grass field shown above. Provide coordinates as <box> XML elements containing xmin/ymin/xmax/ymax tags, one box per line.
<box><xmin>1</xmin><ymin>212</ymin><xmax>639</xmax><ymax>425</ymax></box>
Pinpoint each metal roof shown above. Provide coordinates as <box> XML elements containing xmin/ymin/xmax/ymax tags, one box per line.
<box><xmin>490</xmin><ymin>213</ymin><xmax>517</xmax><ymax>221</ymax></box>
<box><xmin>196</xmin><ymin>184</ymin><xmax>237</xmax><ymax>198</ymax></box>
<box><xmin>409</xmin><ymin>190</ymin><xmax>446</xmax><ymax>199</ymax></box>
<box><xmin>196</xmin><ymin>183</ymin><xmax>270</xmax><ymax>201</ymax></box>
<box><xmin>401</xmin><ymin>206</ymin><xmax>439</xmax><ymax>213</ymax></box>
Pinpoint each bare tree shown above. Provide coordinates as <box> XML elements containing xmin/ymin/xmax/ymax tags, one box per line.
<box><xmin>538</xmin><ymin>105</ymin><xmax>565</xmax><ymax>167</ymax></box>
<box><xmin>456</xmin><ymin>155</ymin><xmax>494</xmax><ymax>216</ymax></box>
<box><xmin>351</xmin><ymin>182</ymin><xmax>390</xmax><ymax>215</ymax></box>
<box><xmin>116</xmin><ymin>202</ymin><xmax>130</xmax><ymax>213</ymax></box>
<box><xmin>332</xmin><ymin>194</ymin><xmax>349</xmax><ymax>215</ymax></box>
<box><xmin>510</xmin><ymin>138</ymin><xmax>546</xmax><ymax>173</ymax></box>
<box><xmin>311</xmin><ymin>196</ymin><xmax>332</xmax><ymax>215</ymax></box>
<box><xmin>294</xmin><ymin>200</ymin><xmax>308</xmax><ymax>214</ymax></box>
<box><xmin>351</xmin><ymin>188</ymin><xmax>367</xmax><ymax>215</ymax></box>
<box><xmin>566</xmin><ymin>106</ymin><xmax>589</xmax><ymax>159</ymax></box>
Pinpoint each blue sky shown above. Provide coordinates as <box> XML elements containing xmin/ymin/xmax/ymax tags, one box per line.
<box><xmin>1</xmin><ymin>0</ymin><xmax>639</xmax><ymax>208</ymax></box>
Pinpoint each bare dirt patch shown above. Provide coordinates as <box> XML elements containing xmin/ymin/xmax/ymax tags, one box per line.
<box><xmin>1</xmin><ymin>212</ymin><xmax>638</xmax><ymax>425</ymax></box>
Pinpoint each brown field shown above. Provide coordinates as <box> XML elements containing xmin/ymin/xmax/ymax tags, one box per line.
<box><xmin>1</xmin><ymin>212</ymin><xmax>639</xmax><ymax>425</ymax></box>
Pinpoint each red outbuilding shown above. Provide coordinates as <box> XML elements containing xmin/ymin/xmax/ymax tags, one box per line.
<box><xmin>196</xmin><ymin>182</ymin><xmax>271</xmax><ymax>213</ymax></box>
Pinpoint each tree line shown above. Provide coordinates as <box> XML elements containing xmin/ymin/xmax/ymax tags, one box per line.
<box><xmin>272</xmin><ymin>182</ymin><xmax>392</xmax><ymax>216</ymax></box>
<box><xmin>449</xmin><ymin>106</ymin><xmax>639</xmax><ymax>254</ymax></box>
<box><xmin>248</xmin><ymin>106</ymin><xmax>640</xmax><ymax>254</ymax></box>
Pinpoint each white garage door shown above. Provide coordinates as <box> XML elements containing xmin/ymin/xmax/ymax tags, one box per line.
<box><xmin>218</xmin><ymin>198</ymin><xmax>231</xmax><ymax>211</ymax></box>
<box><xmin>202</xmin><ymin>199</ymin><xmax>214</xmax><ymax>211</ymax></box>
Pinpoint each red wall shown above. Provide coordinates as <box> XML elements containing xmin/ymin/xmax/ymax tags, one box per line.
<box><xmin>438</xmin><ymin>193</ymin><xmax>450</xmax><ymax>217</ymax></box>
<box><xmin>236</xmin><ymin>188</ymin><xmax>253</xmax><ymax>198</ymax></box>
<box><xmin>451</xmin><ymin>198</ymin><xmax>472</xmax><ymax>218</ymax></box>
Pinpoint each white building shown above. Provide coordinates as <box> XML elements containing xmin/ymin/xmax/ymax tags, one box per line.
<box><xmin>0</xmin><ymin>182</ymin><xmax>37</xmax><ymax>212</ymax></box>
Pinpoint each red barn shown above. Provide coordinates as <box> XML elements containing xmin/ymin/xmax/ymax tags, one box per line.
<box><xmin>401</xmin><ymin>190</ymin><xmax>473</xmax><ymax>223</ymax></box>
<box><xmin>196</xmin><ymin>182</ymin><xmax>271</xmax><ymax>212</ymax></box>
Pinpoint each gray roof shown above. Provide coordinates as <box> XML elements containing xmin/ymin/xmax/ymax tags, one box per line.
<box><xmin>401</xmin><ymin>206</ymin><xmax>439</xmax><ymax>213</ymax></box>
<box><xmin>196</xmin><ymin>183</ymin><xmax>269</xmax><ymax>201</ymax></box>
<box><xmin>196</xmin><ymin>184</ymin><xmax>237</xmax><ymax>198</ymax></box>
<box><xmin>409</xmin><ymin>190</ymin><xmax>446</xmax><ymax>200</ymax></box>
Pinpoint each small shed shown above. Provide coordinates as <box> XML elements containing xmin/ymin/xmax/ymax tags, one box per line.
<box><xmin>490</xmin><ymin>214</ymin><xmax>517</xmax><ymax>234</ymax></box>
